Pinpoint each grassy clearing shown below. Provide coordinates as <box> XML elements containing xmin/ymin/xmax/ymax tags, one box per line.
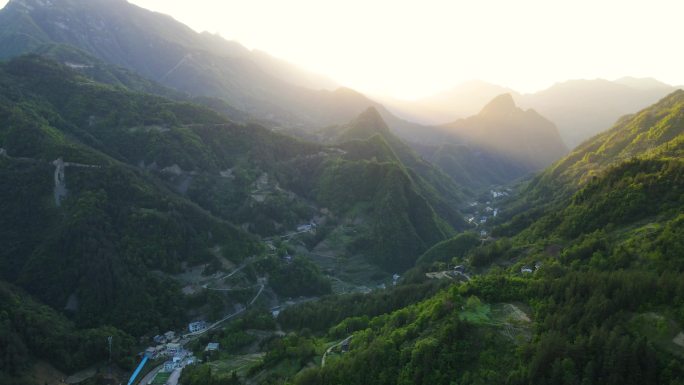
<box><xmin>459</xmin><ymin>297</ymin><xmax>492</xmax><ymax>324</ymax></box>
<box><xmin>151</xmin><ymin>371</ymin><xmax>171</xmax><ymax>385</ymax></box>
<box><xmin>628</xmin><ymin>312</ymin><xmax>684</xmax><ymax>357</ymax></box>
<box><xmin>458</xmin><ymin>297</ymin><xmax>533</xmax><ymax>344</ymax></box>
<box><xmin>208</xmin><ymin>353</ymin><xmax>264</xmax><ymax>378</ymax></box>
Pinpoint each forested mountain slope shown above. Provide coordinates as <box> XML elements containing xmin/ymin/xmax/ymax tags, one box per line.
<box><xmin>0</xmin><ymin>55</ymin><xmax>482</xmax><ymax>382</ymax></box>
<box><xmin>0</xmin><ymin>0</ymin><xmax>388</xmax><ymax>129</ymax></box>
<box><xmin>0</xmin><ymin>0</ymin><xmax>575</xmax><ymax>190</ymax></box>
<box><xmin>258</xmin><ymin>91</ymin><xmax>684</xmax><ymax>385</ymax></box>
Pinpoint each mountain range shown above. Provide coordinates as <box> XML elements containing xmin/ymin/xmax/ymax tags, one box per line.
<box><xmin>383</xmin><ymin>78</ymin><xmax>680</xmax><ymax>148</ymax></box>
<box><xmin>0</xmin><ymin>0</ymin><xmax>683</xmax><ymax>384</ymax></box>
<box><xmin>0</xmin><ymin>0</ymin><xmax>625</xmax><ymax>178</ymax></box>
<box><xmin>0</xmin><ymin>0</ymin><xmax>378</xmax><ymax>129</ymax></box>
<box><xmin>279</xmin><ymin>88</ymin><xmax>684</xmax><ymax>385</ymax></box>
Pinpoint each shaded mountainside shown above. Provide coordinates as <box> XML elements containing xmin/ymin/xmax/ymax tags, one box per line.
<box><xmin>0</xmin><ymin>0</ymin><xmax>572</xmax><ymax>197</ymax></box>
<box><xmin>278</xmin><ymin>108</ymin><xmax>468</xmax><ymax>270</ymax></box>
<box><xmin>0</xmin><ymin>0</ymin><xmax>382</xmax><ymax>129</ymax></box>
<box><xmin>0</xmin><ymin>53</ymin><xmax>465</xmax><ymax>330</ymax></box>
<box><xmin>0</xmin><ymin>281</ymin><xmax>137</xmax><ymax>384</ymax></box>
<box><xmin>0</xmin><ymin>56</ymin><xmax>479</xmax><ymax>380</ymax></box>
<box><xmin>0</xmin><ymin>56</ymin><xmax>265</xmax><ymax>336</ymax></box>
<box><xmin>323</xmin><ymin>107</ymin><xmax>469</xmax><ymax>224</ymax></box>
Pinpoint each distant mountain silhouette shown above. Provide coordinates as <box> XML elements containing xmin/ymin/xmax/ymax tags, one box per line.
<box><xmin>385</xmin><ymin>78</ymin><xmax>679</xmax><ymax>149</ymax></box>
<box><xmin>0</xmin><ymin>0</ymin><xmax>604</xmax><ymax>193</ymax></box>
<box><xmin>380</xmin><ymin>80</ymin><xmax>517</xmax><ymax>124</ymax></box>
<box><xmin>517</xmin><ymin>79</ymin><xmax>679</xmax><ymax>148</ymax></box>
<box><xmin>407</xmin><ymin>95</ymin><xmax>569</xmax><ymax>190</ymax></box>
<box><xmin>442</xmin><ymin>94</ymin><xmax>568</xmax><ymax>170</ymax></box>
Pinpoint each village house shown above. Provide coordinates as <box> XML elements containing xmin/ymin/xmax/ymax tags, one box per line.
<box><xmin>145</xmin><ymin>347</ymin><xmax>158</xmax><ymax>358</ymax></box>
<box><xmin>173</xmin><ymin>350</ymin><xmax>187</xmax><ymax>365</ymax></box>
<box><xmin>163</xmin><ymin>331</ymin><xmax>175</xmax><ymax>341</ymax></box>
<box><xmin>166</xmin><ymin>343</ymin><xmax>181</xmax><ymax>355</ymax></box>
<box><xmin>521</xmin><ymin>266</ymin><xmax>534</xmax><ymax>274</ymax></box>
<box><xmin>188</xmin><ymin>320</ymin><xmax>208</xmax><ymax>333</ymax></box>
<box><xmin>206</xmin><ymin>342</ymin><xmax>220</xmax><ymax>352</ymax></box>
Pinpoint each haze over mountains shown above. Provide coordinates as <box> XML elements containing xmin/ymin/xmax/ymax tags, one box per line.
<box><xmin>1</xmin><ymin>0</ymin><xmax>678</xmax><ymax>153</ymax></box>
<box><xmin>0</xmin><ymin>0</ymin><xmax>683</xmax><ymax>384</ymax></box>
<box><xmin>0</xmin><ymin>0</ymin><xmax>348</xmax><ymax>126</ymax></box>
<box><xmin>383</xmin><ymin>78</ymin><xmax>681</xmax><ymax>148</ymax></box>
<box><xmin>0</xmin><ymin>0</ymin><xmax>578</xmax><ymax>192</ymax></box>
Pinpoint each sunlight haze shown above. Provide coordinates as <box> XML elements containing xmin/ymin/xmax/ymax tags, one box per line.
<box><xmin>2</xmin><ymin>0</ymin><xmax>683</xmax><ymax>99</ymax></box>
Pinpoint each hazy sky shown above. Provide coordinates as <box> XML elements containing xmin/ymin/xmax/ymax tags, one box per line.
<box><xmin>2</xmin><ymin>0</ymin><xmax>683</xmax><ymax>99</ymax></box>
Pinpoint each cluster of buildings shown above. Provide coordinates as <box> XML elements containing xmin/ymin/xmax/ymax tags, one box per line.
<box><xmin>490</xmin><ymin>189</ymin><xmax>510</xmax><ymax>199</ymax></box>
<box><xmin>162</xmin><ymin>349</ymin><xmax>196</xmax><ymax>372</ymax></box>
<box><xmin>153</xmin><ymin>330</ymin><xmax>178</xmax><ymax>345</ymax></box>
<box><xmin>466</xmin><ymin>189</ymin><xmax>510</xmax><ymax>228</ymax></box>
<box><xmin>145</xmin><ymin>339</ymin><xmax>182</xmax><ymax>360</ymax></box>
<box><xmin>145</xmin><ymin>330</ymin><xmax>201</xmax><ymax>375</ymax></box>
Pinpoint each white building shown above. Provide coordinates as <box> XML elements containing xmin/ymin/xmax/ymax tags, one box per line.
<box><xmin>188</xmin><ymin>321</ymin><xmax>207</xmax><ymax>333</ymax></box>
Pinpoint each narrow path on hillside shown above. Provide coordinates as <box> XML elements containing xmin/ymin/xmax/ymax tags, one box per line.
<box><xmin>321</xmin><ymin>336</ymin><xmax>352</xmax><ymax>367</ymax></box>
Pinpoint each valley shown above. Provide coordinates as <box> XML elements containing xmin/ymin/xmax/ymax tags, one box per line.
<box><xmin>0</xmin><ymin>1</ymin><xmax>682</xmax><ymax>385</ymax></box>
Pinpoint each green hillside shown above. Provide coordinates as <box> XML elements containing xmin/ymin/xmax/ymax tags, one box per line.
<box><xmin>0</xmin><ymin>54</ymin><xmax>466</xmax><ymax>352</ymax></box>
<box><xmin>235</xmin><ymin>91</ymin><xmax>684</xmax><ymax>385</ymax></box>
